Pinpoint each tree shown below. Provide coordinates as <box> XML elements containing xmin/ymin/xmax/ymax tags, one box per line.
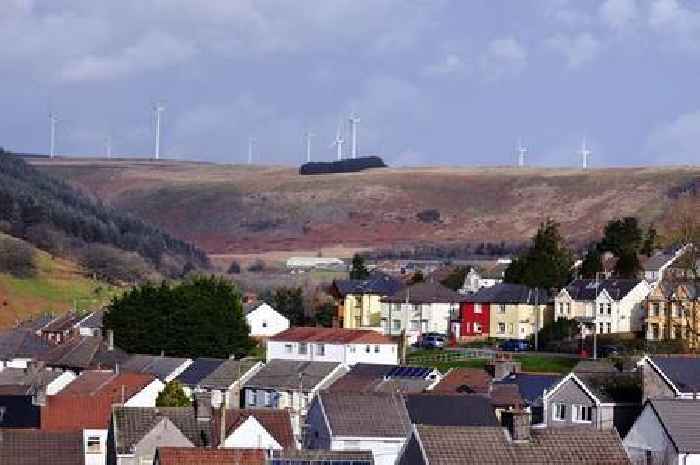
<box><xmin>103</xmin><ymin>276</ymin><xmax>254</xmax><ymax>358</ymax></box>
<box><xmin>615</xmin><ymin>249</ymin><xmax>642</xmax><ymax>279</ymax></box>
<box><xmin>641</xmin><ymin>224</ymin><xmax>658</xmax><ymax>257</ymax></box>
<box><xmin>441</xmin><ymin>267</ymin><xmax>468</xmax><ymax>291</ymax></box>
<box><xmin>579</xmin><ymin>244</ymin><xmax>603</xmax><ymax>279</ymax></box>
<box><xmin>156</xmin><ymin>381</ymin><xmax>191</xmax><ymax>407</ymax></box>
<box><xmin>599</xmin><ymin>217</ymin><xmax>643</xmax><ymax>257</ymax></box>
<box><xmin>534</xmin><ymin>317</ymin><xmax>579</xmax><ymax>350</ymax></box>
<box><xmin>504</xmin><ymin>219</ymin><xmax>573</xmax><ymax>289</ymax></box>
<box><xmin>0</xmin><ymin>235</ymin><xmax>35</xmax><ymax>278</ymax></box>
<box><xmin>227</xmin><ymin>260</ymin><xmax>241</xmax><ymax>274</ymax></box>
<box><xmin>313</xmin><ymin>301</ymin><xmax>336</xmax><ymax>327</ymax></box>
<box><xmin>409</xmin><ymin>270</ymin><xmax>425</xmax><ymax>284</ymax></box>
<box><xmin>265</xmin><ymin>287</ymin><xmax>307</xmax><ymax>326</ymax></box>
<box><xmin>349</xmin><ymin>254</ymin><xmax>369</xmax><ymax>280</ymax></box>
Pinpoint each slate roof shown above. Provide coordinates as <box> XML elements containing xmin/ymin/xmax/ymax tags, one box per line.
<box><xmin>405</xmin><ymin>394</ymin><xmax>498</xmax><ymax>427</ymax></box>
<box><xmin>121</xmin><ymin>354</ymin><xmax>192</xmax><ymax>381</ymax></box>
<box><xmin>328</xmin><ymin>363</ymin><xmax>435</xmax><ymax>394</ymax></box>
<box><xmin>409</xmin><ymin>425</ymin><xmax>631</xmax><ymax>465</ymax></box>
<box><xmin>643</xmin><ymin>252</ymin><xmax>677</xmax><ymax>272</ymax></box>
<box><xmin>199</xmin><ymin>358</ymin><xmax>260</xmax><ymax>389</ymax></box>
<box><xmin>650</xmin><ymin>356</ymin><xmax>700</xmax><ymax>393</ymax></box>
<box><xmin>574</xmin><ymin>372</ymin><xmax>642</xmax><ymax>404</ymax></box>
<box><xmin>461</xmin><ymin>283</ymin><xmax>548</xmax><ymax>305</ymax></box>
<box><xmin>494</xmin><ymin>373</ymin><xmax>561</xmax><ymax>405</ymax></box>
<box><xmin>156</xmin><ymin>447</ymin><xmax>265</xmax><ymax>465</ymax></box>
<box><xmin>213</xmin><ymin>408</ymin><xmax>295</xmax><ymax>449</ymax></box>
<box><xmin>430</xmin><ymin>368</ymin><xmax>492</xmax><ymax>395</ymax></box>
<box><xmin>18</xmin><ymin>314</ymin><xmax>56</xmax><ymax>332</ymax></box>
<box><xmin>268</xmin><ymin>327</ymin><xmax>393</xmax><ymax>344</ymax></box>
<box><xmin>41</xmin><ymin>312</ymin><xmax>80</xmax><ymax>333</ymax></box>
<box><xmin>113</xmin><ymin>406</ymin><xmax>214</xmax><ymax>454</ymax></box>
<box><xmin>382</xmin><ymin>281</ymin><xmax>465</xmax><ymax>304</ymax></box>
<box><xmin>175</xmin><ymin>357</ymin><xmax>225</xmax><ymax>387</ymax></box>
<box><xmin>41</xmin><ymin>335</ymin><xmax>128</xmax><ymax>370</ymax></box>
<box><xmin>271</xmin><ymin>450</ymin><xmax>374</xmax><ymax>462</ymax></box>
<box><xmin>489</xmin><ymin>384</ymin><xmax>523</xmax><ymax>408</ymax></box>
<box><xmin>333</xmin><ymin>273</ymin><xmax>403</xmax><ymax>297</ymax></box>
<box><xmin>0</xmin><ymin>430</ymin><xmax>84</xmax><ymax>465</ymax></box>
<box><xmin>648</xmin><ymin>399</ymin><xmax>700</xmax><ymax>453</ymax></box>
<box><xmin>244</xmin><ymin>359</ymin><xmax>342</xmax><ymax>391</ymax></box>
<box><xmin>318</xmin><ymin>391</ymin><xmax>412</xmax><ymax>438</ymax></box>
<box><xmin>77</xmin><ymin>309</ymin><xmax>104</xmax><ymax>329</ymax></box>
<box><xmin>0</xmin><ymin>328</ymin><xmax>50</xmax><ymax>360</ymax></box>
<box><xmin>564</xmin><ymin>279</ymin><xmax>642</xmax><ymax>301</ymax></box>
<box><xmin>0</xmin><ymin>366</ymin><xmax>63</xmax><ymax>389</ymax></box>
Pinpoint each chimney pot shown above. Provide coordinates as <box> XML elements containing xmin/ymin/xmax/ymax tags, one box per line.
<box><xmin>502</xmin><ymin>409</ymin><xmax>530</xmax><ymax>442</ymax></box>
<box><xmin>194</xmin><ymin>391</ymin><xmax>212</xmax><ymax>422</ymax></box>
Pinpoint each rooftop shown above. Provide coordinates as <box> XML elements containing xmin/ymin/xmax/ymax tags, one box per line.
<box><xmin>0</xmin><ymin>328</ymin><xmax>50</xmax><ymax>360</ymax></box>
<box><xmin>318</xmin><ymin>391</ymin><xmax>412</xmax><ymax>438</ymax></box>
<box><xmin>430</xmin><ymin>368</ymin><xmax>492</xmax><ymax>395</ymax></box>
<box><xmin>461</xmin><ymin>283</ymin><xmax>548</xmax><ymax>305</ymax></box>
<box><xmin>244</xmin><ymin>359</ymin><xmax>343</xmax><ymax>391</ymax></box>
<box><xmin>0</xmin><ymin>430</ymin><xmax>84</xmax><ymax>465</ymax></box>
<box><xmin>382</xmin><ymin>281</ymin><xmax>465</xmax><ymax>304</ymax></box>
<box><xmin>156</xmin><ymin>447</ymin><xmax>264</xmax><ymax>465</ymax></box>
<box><xmin>199</xmin><ymin>358</ymin><xmax>260</xmax><ymax>390</ymax></box>
<box><xmin>268</xmin><ymin>327</ymin><xmax>393</xmax><ymax>345</ymax></box>
<box><xmin>405</xmin><ymin>394</ymin><xmax>498</xmax><ymax>427</ymax></box>
<box><xmin>648</xmin><ymin>399</ymin><xmax>700</xmax><ymax>453</ymax></box>
<box><xmin>175</xmin><ymin>357</ymin><xmax>225</xmax><ymax>387</ymax></box>
<box><xmin>213</xmin><ymin>408</ymin><xmax>295</xmax><ymax>449</ymax></box>
<box><xmin>564</xmin><ymin>279</ymin><xmax>643</xmax><ymax>301</ymax></box>
<box><xmin>494</xmin><ymin>372</ymin><xmax>561</xmax><ymax>405</ymax></box>
<box><xmin>650</xmin><ymin>355</ymin><xmax>700</xmax><ymax>393</ymax></box>
<box><xmin>333</xmin><ymin>273</ymin><xmax>403</xmax><ymax>297</ymax></box>
<box><xmin>121</xmin><ymin>354</ymin><xmax>192</xmax><ymax>381</ymax></box>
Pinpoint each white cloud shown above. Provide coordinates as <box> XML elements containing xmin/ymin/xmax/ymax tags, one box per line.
<box><xmin>545</xmin><ymin>32</ymin><xmax>601</xmax><ymax>68</ymax></box>
<box><xmin>648</xmin><ymin>0</ymin><xmax>700</xmax><ymax>50</ymax></box>
<box><xmin>542</xmin><ymin>0</ymin><xmax>593</xmax><ymax>27</ymax></box>
<box><xmin>645</xmin><ymin>110</ymin><xmax>700</xmax><ymax>164</ymax></box>
<box><xmin>479</xmin><ymin>38</ymin><xmax>527</xmax><ymax>80</ymax></box>
<box><xmin>599</xmin><ymin>0</ymin><xmax>639</xmax><ymax>31</ymax></box>
<box><xmin>423</xmin><ymin>53</ymin><xmax>467</xmax><ymax>77</ymax></box>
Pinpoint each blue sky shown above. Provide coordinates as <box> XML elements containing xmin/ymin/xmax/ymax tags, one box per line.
<box><xmin>1</xmin><ymin>0</ymin><xmax>700</xmax><ymax>167</ymax></box>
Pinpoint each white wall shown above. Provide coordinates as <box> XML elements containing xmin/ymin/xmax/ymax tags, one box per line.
<box><xmin>222</xmin><ymin>416</ymin><xmax>283</xmax><ymax>450</ymax></box>
<box><xmin>345</xmin><ymin>343</ymin><xmax>398</xmax><ymax>365</ymax></box>
<box><xmin>84</xmin><ymin>429</ymin><xmax>108</xmax><ymax>465</ymax></box>
<box><xmin>247</xmin><ymin>304</ymin><xmax>290</xmax><ymax>338</ymax></box>
<box><xmin>267</xmin><ymin>340</ymin><xmax>397</xmax><ymax>365</ymax></box>
<box><xmin>331</xmin><ymin>437</ymin><xmax>405</xmax><ymax>465</ymax></box>
<box><xmin>624</xmin><ymin>403</ymin><xmax>678</xmax><ymax>465</ymax></box>
<box><xmin>47</xmin><ymin>371</ymin><xmax>77</xmax><ymax>395</ymax></box>
<box><xmin>124</xmin><ymin>379</ymin><xmax>165</xmax><ymax>407</ymax></box>
<box><xmin>381</xmin><ymin>302</ymin><xmax>455</xmax><ymax>343</ymax></box>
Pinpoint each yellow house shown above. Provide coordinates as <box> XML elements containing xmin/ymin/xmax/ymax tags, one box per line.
<box><xmin>644</xmin><ymin>280</ymin><xmax>699</xmax><ymax>345</ymax></box>
<box><xmin>332</xmin><ymin>274</ymin><xmax>403</xmax><ymax>329</ymax></box>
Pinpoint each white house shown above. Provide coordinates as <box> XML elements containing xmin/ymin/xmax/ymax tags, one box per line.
<box><xmin>554</xmin><ymin>279</ymin><xmax>651</xmax><ymax>334</ymax></box>
<box><xmin>266</xmin><ymin>327</ymin><xmax>398</xmax><ymax>365</ymax></box>
<box><xmin>218</xmin><ymin>409</ymin><xmax>296</xmax><ymax>450</ymax></box>
<box><xmin>305</xmin><ymin>391</ymin><xmax>411</xmax><ymax>465</ymax></box>
<box><xmin>380</xmin><ymin>281</ymin><xmax>464</xmax><ymax>344</ymax></box>
<box><xmin>624</xmin><ymin>399</ymin><xmax>700</xmax><ymax>465</ymax></box>
<box><xmin>245</xmin><ymin>303</ymin><xmax>289</xmax><ymax>338</ymax></box>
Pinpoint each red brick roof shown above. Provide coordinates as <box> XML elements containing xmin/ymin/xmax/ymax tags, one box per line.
<box><xmin>269</xmin><ymin>326</ymin><xmax>393</xmax><ymax>344</ymax></box>
<box><xmin>430</xmin><ymin>368</ymin><xmax>492</xmax><ymax>395</ymax></box>
<box><xmin>156</xmin><ymin>447</ymin><xmax>265</xmax><ymax>465</ymax></box>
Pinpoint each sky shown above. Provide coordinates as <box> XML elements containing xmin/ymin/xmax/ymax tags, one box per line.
<box><xmin>1</xmin><ymin>0</ymin><xmax>700</xmax><ymax>167</ymax></box>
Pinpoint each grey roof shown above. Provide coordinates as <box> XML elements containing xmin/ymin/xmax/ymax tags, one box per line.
<box><xmin>382</xmin><ymin>281</ymin><xmax>465</xmax><ymax>304</ymax></box>
<box><xmin>244</xmin><ymin>359</ymin><xmax>342</xmax><ymax>391</ymax></box>
<box><xmin>0</xmin><ymin>430</ymin><xmax>84</xmax><ymax>465</ymax></box>
<box><xmin>318</xmin><ymin>391</ymin><xmax>412</xmax><ymax>438</ymax></box>
<box><xmin>198</xmin><ymin>358</ymin><xmax>260</xmax><ymax>389</ymax></box>
<box><xmin>575</xmin><ymin>372</ymin><xmax>642</xmax><ymax>404</ymax></box>
<box><xmin>18</xmin><ymin>314</ymin><xmax>56</xmax><ymax>332</ymax></box>
<box><xmin>271</xmin><ymin>450</ymin><xmax>374</xmax><ymax>462</ymax></box>
<box><xmin>643</xmin><ymin>252</ymin><xmax>677</xmax><ymax>271</ymax></box>
<box><xmin>175</xmin><ymin>357</ymin><xmax>225</xmax><ymax>387</ymax></box>
<box><xmin>112</xmin><ymin>406</ymin><xmax>213</xmax><ymax>454</ymax></box>
<box><xmin>405</xmin><ymin>394</ymin><xmax>498</xmax><ymax>427</ymax></box>
<box><xmin>334</xmin><ymin>273</ymin><xmax>403</xmax><ymax>297</ymax></box>
<box><xmin>564</xmin><ymin>279</ymin><xmax>642</xmax><ymax>301</ymax></box>
<box><xmin>480</xmin><ymin>262</ymin><xmax>510</xmax><ymax>279</ymax></box>
<box><xmin>462</xmin><ymin>283</ymin><xmax>548</xmax><ymax>305</ymax></box>
<box><xmin>649</xmin><ymin>399</ymin><xmax>700</xmax><ymax>453</ymax></box>
<box><xmin>0</xmin><ymin>329</ymin><xmax>50</xmax><ymax>360</ymax></box>
<box><xmin>42</xmin><ymin>335</ymin><xmax>128</xmax><ymax>370</ymax></box>
<box><xmin>494</xmin><ymin>373</ymin><xmax>561</xmax><ymax>405</ymax></box>
<box><xmin>650</xmin><ymin>356</ymin><xmax>700</xmax><ymax>393</ymax></box>
<box><xmin>121</xmin><ymin>354</ymin><xmax>192</xmax><ymax>381</ymax></box>
<box><xmin>0</xmin><ymin>367</ymin><xmax>62</xmax><ymax>388</ymax></box>
<box><xmin>328</xmin><ymin>363</ymin><xmax>435</xmax><ymax>394</ymax></box>
<box><xmin>77</xmin><ymin>309</ymin><xmax>104</xmax><ymax>329</ymax></box>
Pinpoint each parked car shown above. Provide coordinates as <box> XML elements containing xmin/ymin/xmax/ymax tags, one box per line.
<box><xmin>597</xmin><ymin>345</ymin><xmax>624</xmax><ymax>358</ymax></box>
<box><xmin>419</xmin><ymin>334</ymin><xmax>446</xmax><ymax>349</ymax></box>
<box><xmin>499</xmin><ymin>339</ymin><xmax>530</xmax><ymax>352</ymax></box>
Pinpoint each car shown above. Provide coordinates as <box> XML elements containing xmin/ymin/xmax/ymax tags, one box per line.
<box><xmin>499</xmin><ymin>339</ymin><xmax>530</xmax><ymax>352</ymax></box>
<box><xmin>419</xmin><ymin>334</ymin><xmax>446</xmax><ymax>349</ymax></box>
<box><xmin>597</xmin><ymin>345</ymin><xmax>624</xmax><ymax>358</ymax></box>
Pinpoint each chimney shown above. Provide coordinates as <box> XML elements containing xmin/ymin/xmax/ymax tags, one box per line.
<box><xmin>219</xmin><ymin>393</ymin><xmax>229</xmax><ymax>446</ymax></box>
<box><xmin>502</xmin><ymin>409</ymin><xmax>530</xmax><ymax>442</ymax></box>
<box><xmin>194</xmin><ymin>391</ymin><xmax>212</xmax><ymax>422</ymax></box>
<box><xmin>106</xmin><ymin>330</ymin><xmax>114</xmax><ymax>351</ymax></box>
<box><xmin>32</xmin><ymin>385</ymin><xmax>47</xmax><ymax>407</ymax></box>
<box><xmin>489</xmin><ymin>352</ymin><xmax>521</xmax><ymax>381</ymax></box>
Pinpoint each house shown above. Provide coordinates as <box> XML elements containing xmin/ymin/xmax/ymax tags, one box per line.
<box><xmin>304</xmin><ymin>391</ymin><xmax>412</xmax><ymax>465</ymax></box>
<box><xmin>331</xmin><ymin>273</ymin><xmax>403</xmax><ymax>329</ymax></box>
<box><xmin>638</xmin><ymin>355</ymin><xmax>700</xmax><ymax>401</ymax></box>
<box><xmin>243</xmin><ymin>359</ymin><xmax>347</xmax><ymax>440</ymax></box>
<box><xmin>543</xmin><ymin>370</ymin><xmax>642</xmax><ymax>435</ymax></box>
<box><xmin>108</xmin><ymin>402</ymin><xmax>214</xmax><ymax>465</ymax></box>
<box><xmin>39</xmin><ymin>312</ymin><xmax>83</xmax><ymax>345</ymax></box>
<box><xmin>478</xmin><ymin>260</ymin><xmax>511</xmax><ymax>287</ymax></box>
<box><xmin>380</xmin><ymin>281</ymin><xmax>464</xmax><ymax>343</ymax></box>
<box><xmin>0</xmin><ymin>430</ymin><xmax>85</xmax><ymax>465</ymax></box>
<box><xmin>245</xmin><ymin>302</ymin><xmax>289</xmax><ymax>338</ymax></box>
<box><xmin>174</xmin><ymin>357</ymin><xmax>225</xmax><ymax>398</ymax></box>
<box><xmin>196</xmin><ymin>358</ymin><xmax>263</xmax><ymax>408</ymax></box>
<box><xmin>404</xmin><ymin>393</ymin><xmax>499</xmax><ymax>427</ymax></box>
<box><xmin>41</xmin><ymin>333</ymin><xmax>129</xmax><ymax>374</ymax></box>
<box><xmin>270</xmin><ymin>450</ymin><xmax>374</xmax><ymax>465</ymax></box>
<box><xmin>154</xmin><ymin>447</ymin><xmax>265</xmax><ymax>465</ymax></box>
<box><xmin>0</xmin><ymin>364</ymin><xmax>76</xmax><ymax>395</ymax></box>
<box><xmin>494</xmin><ymin>372</ymin><xmax>561</xmax><ymax>423</ymax></box>
<box><xmin>643</xmin><ymin>244</ymin><xmax>692</xmax><ymax>285</ymax></box>
<box><xmin>328</xmin><ymin>363</ymin><xmax>441</xmax><ymax>394</ymax></box>
<box><xmin>77</xmin><ymin>310</ymin><xmax>105</xmax><ymax>337</ymax></box>
<box><xmin>624</xmin><ymin>398</ymin><xmax>700</xmax><ymax>465</ymax></box>
<box><xmin>266</xmin><ymin>327</ymin><xmax>398</xmax><ymax>366</ymax></box>
<box><xmin>121</xmin><ymin>354</ymin><xmax>193</xmax><ymax>383</ymax></box>
<box><xmin>554</xmin><ymin>279</ymin><xmax>651</xmax><ymax>334</ymax></box>
<box><xmin>0</xmin><ymin>328</ymin><xmax>50</xmax><ymax>368</ymax></box>
<box><xmin>213</xmin><ymin>408</ymin><xmax>296</xmax><ymax>450</ymax></box>
<box><xmin>429</xmin><ymin>367</ymin><xmax>492</xmax><ymax>395</ymax></box>
<box><xmin>286</xmin><ymin>256</ymin><xmax>346</xmax><ymax>271</ymax></box>
<box><xmin>397</xmin><ymin>422</ymin><xmax>631</xmax><ymax>465</ymax></box>
<box><xmin>456</xmin><ymin>283</ymin><xmax>550</xmax><ymax>341</ymax></box>
<box><xmin>643</xmin><ymin>281</ymin><xmax>698</xmax><ymax>343</ymax></box>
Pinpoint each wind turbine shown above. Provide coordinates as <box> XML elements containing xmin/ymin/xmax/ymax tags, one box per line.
<box><xmin>153</xmin><ymin>104</ymin><xmax>165</xmax><ymax>160</ymax></box>
<box><xmin>348</xmin><ymin>113</ymin><xmax>360</xmax><ymax>159</ymax></box>
<box><xmin>578</xmin><ymin>137</ymin><xmax>591</xmax><ymax>169</ymax></box>
<box><xmin>330</xmin><ymin>122</ymin><xmax>344</xmax><ymax>161</ymax></box>
<box><xmin>516</xmin><ymin>138</ymin><xmax>527</xmax><ymax>167</ymax></box>
<box><xmin>305</xmin><ymin>131</ymin><xmax>314</xmax><ymax>163</ymax></box>
<box><xmin>248</xmin><ymin>137</ymin><xmax>256</xmax><ymax>165</ymax></box>
<box><xmin>49</xmin><ymin>112</ymin><xmax>58</xmax><ymax>159</ymax></box>
<box><xmin>105</xmin><ymin>136</ymin><xmax>112</xmax><ymax>159</ymax></box>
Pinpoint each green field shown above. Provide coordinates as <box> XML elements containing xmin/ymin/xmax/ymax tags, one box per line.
<box><xmin>407</xmin><ymin>350</ymin><xmax>579</xmax><ymax>374</ymax></box>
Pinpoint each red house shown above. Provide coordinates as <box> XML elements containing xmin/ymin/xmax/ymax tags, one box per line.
<box><xmin>453</xmin><ymin>301</ymin><xmax>490</xmax><ymax>340</ymax></box>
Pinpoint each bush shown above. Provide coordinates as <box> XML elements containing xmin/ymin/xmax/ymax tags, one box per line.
<box><xmin>79</xmin><ymin>244</ymin><xmax>152</xmax><ymax>284</ymax></box>
<box><xmin>227</xmin><ymin>260</ymin><xmax>241</xmax><ymax>274</ymax></box>
<box><xmin>0</xmin><ymin>236</ymin><xmax>36</xmax><ymax>278</ymax></box>
<box><xmin>416</xmin><ymin>209</ymin><xmax>441</xmax><ymax>223</ymax></box>
<box><xmin>156</xmin><ymin>381</ymin><xmax>191</xmax><ymax>407</ymax></box>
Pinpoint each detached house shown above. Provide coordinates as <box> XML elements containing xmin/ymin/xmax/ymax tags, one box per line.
<box><xmin>554</xmin><ymin>279</ymin><xmax>651</xmax><ymax>334</ymax></box>
<box><xmin>266</xmin><ymin>327</ymin><xmax>398</xmax><ymax>366</ymax></box>
<box><xmin>213</xmin><ymin>408</ymin><xmax>296</xmax><ymax>450</ymax></box>
<box><xmin>331</xmin><ymin>273</ymin><xmax>403</xmax><ymax>329</ymax></box>
<box><xmin>245</xmin><ymin>302</ymin><xmax>289</xmax><ymax>338</ymax></box>
<box><xmin>380</xmin><ymin>281</ymin><xmax>464</xmax><ymax>344</ymax></box>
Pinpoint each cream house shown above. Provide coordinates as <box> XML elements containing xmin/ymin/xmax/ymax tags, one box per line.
<box><xmin>332</xmin><ymin>273</ymin><xmax>403</xmax><ymax>329</ymax></box>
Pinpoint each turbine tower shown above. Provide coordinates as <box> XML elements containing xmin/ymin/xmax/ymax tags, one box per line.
<box><xmin>331</xmin><ymin>122</ymin><xmax>344</xmax><ymax>161</ymax></box>
<box><xmin>49</xmin><ymin>113</ymin><xmax>58</xmax><ymax>159</ymax></box>
<box><xmin>248</xmin><ymin>137</ymin><xmax>256</xmax><ymax>165</ymax></box>
<box><xmin>153</xmin><ymin>104</ymin><xmax>165</xmax><ymax>160</ymax></box>
<box><xmin>516</xmin><ymin>138</ymin><xmax>527</xmax><ymax>167</ymax></box>
<box><xmin>578</xmin><ymin>137</ymin><xmax>591</xmax><ymax>169</ymax></box>
<box><xmin>105</xmin><ymin>136</ymin><xmax>112</xmax><ymax>159</ymax></box>
<box><xmin>305</xmin><ymin>131</ymin><xmax>314</xmax><ymax>163</ymax></box>
<box><xmin>348</xmin><ymin>114</ymin><xmax>360</xmax><ymax>159</ymax></box>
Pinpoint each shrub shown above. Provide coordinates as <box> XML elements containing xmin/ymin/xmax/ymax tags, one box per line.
<box><xmin>416</xmin><ymin>209</ymin><xmax>441</xmax><ymax>223</ymax></box>
<box><xmin>79</xmin><ymin>244</ymin><xmax>152</xmax><ymax>284</ymax></box>
<box><xmin>227</xmin><ymin>260</ymin><xmax>241</xmax><ymax>274</ymax></box>
<box><xmin>0</xmin><ymin>236</ymin><xmax>36</xmax><ymax>278</ymax></box>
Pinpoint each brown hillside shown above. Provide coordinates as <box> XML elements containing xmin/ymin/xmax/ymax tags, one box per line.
<box><xmin>32</xmin><ymin>158</ymin><xmax>700</xmax><ymax>256</ymax></box>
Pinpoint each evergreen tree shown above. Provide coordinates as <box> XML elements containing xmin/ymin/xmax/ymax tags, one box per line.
<box><xmin>641</xmin><ymin>225</ymin><xmax>658</xmax><ymax>257</ymax></box>
<box><xmin>440</xmin><ymin>267</ymin><xmax>468</xmax><ymax>291</ymax></box>
<box><xmin>580</xmin><ymin>244</ymin><xmax>603</xmax><ymax>279</ymax></box>
<box><xmin>599</xmin><ymin>217</ymin><xmax>643</xmax><ymax>257</ymax></box>
<box><xmin>349</xmin><ymin>254</ymin><xmax>370</xmax><ymax>280</ymax></box>
<box><xmin>156</xmin><ymin>381</ymin><xmax>191</xmax><ymax>407</ymax></box>
<box><xmin>615</xmin><ymin>249</ymin><xmax>642</xmax><ymax>279</ymax></box>
<box><xmin>266</xmin><ymin>287</ymin><xmax>307</xmax><ymax>326</ymax></box>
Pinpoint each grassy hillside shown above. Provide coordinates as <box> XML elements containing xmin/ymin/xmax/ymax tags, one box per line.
<box><xmin>33</xmin><ymin>158</ymin><xmax>700</xmax><ymax>258</ymax></box>
<box><xmin>0</xmin><ymin>234</ymin><xmax>118</xmax><ymax>329</ymax></box>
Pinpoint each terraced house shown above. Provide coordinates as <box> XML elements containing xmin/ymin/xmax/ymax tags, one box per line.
<box><xmin>331</xmin><ymin>272</ymin><xmax>403</xmax><ymax>329</ymax></box>
<box><xmin>643</xmin><ymin>280</ymin><xmax>699</xmax><ymax>345</ymax></box>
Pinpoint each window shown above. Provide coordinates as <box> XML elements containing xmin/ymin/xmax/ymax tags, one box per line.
<box><xmin>599</xmin><ymin>303</ymin><xmax>604</xmax><ymax>315</ymax></box>
<box><xmin>607</xmin><ymin>303</ymin><xmax>612</xmax><ymax>315</ymax></box>
<box><xmin>520</xmin><ymin>327</ymin><xmax>525</xmax><ymax>334</ymax></box>
<box><xmin>508</xmin><ymin>323</ymin><xmax>514</xmax><ymax>334</ymax></box>
<box><xmin>474</xmin><ymin>304</ymin><xmax>482</xmax><ymax>314</ymax></box>
<box><xmin>86</xmin><ymin>436</ymin><xmax>102</xmax><ymax>454</ymax></box>
<box><xmin>354</xmin><ymin>296</ymin><xmax>362</xmax><ymax>308</ymax></box>
<box><xmin>599</xmin><ymin>323</ymin><xmax>604</xmax><ymax>334</ymax></box>
<box><xmin>409</xmin><ymin>320</ymin><xmax>419</xmax><ymax>331</ymax></box>
<box><xmin>316</xmin><ymin>344</ymin><xmax>325</xmax><ymax>356</ymax></box>
<box><xmin>498</xmin><ymin>323</ymin><xmax>505</xmax><ymax>334</ymax></box>
<box><xmin>573</xmin><ymin>404</ymin><xmax>592</xmax><ymax>422</ymax></box>
<box><xmin>566</xmin><ymin>303</ymin><xmax>571</xmax><ymax>315</ymax></box>
<box><xmin>553</xmin><ymin>403</ymin><xmax>567</xmax><ymax>421</ymax></box>
<box><xmin>473</xmin><ymin>322</ymin><xmax>481</xmax><ymax>333</ymax></box>
<box><xmin>559</xmin><ymin>302</ymin><xmax>564</xmax><ymax>315</ymax></box>
<box><xmin>298</xmin><ymin>342</ymin><xmax>308</xmax><ymax>355</ymax></box>
<box><xmin>264</xmin><ymin>391</ymin><xmax>273</xmax><ymax>407</ymax></box>
<box><xmin>606</xmin><ymin>322</ymin><xmax>611</xmax><ymax>334</ymax></box>
<box><xmin>284</xmin><ymin>344</ymin><xmax>293</xmax><ymax>354</ymax></box>
<box><xmin>262</xmin><ymin>320</ymin><xmax>268</xmax><ymax>328</ymax></box>
<box><xmin>349</xmin><ymin>345</ymin><xmax>356</xmax><ymax>353</ymax></box>
<box><xmin>374</xmin><ymin>345</ymin><xmax>380</xmax><ymax>353</ymax></box>
<box><xmin>365</xmin><ymin>345</ymin><xmax>371</xmax><ymax>354</ymax></box>
<box><xmin>392</xmin><ymin>319</ymin><xmax>401</xmax><ymax>330</ymax></box>
<box><xmin>653</xmin><ymin>302</ymin><xmax>660</xmax><ymax>317</ymax></box>
<box><xmin>499</xmin><ymin>304</ymin><xmax>507</xmax><ymax>314</ymax></box>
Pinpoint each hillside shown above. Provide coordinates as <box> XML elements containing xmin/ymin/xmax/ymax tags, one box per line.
<box><xmin>0</xmin><ymin>233</ymin><xmax>117</xmax><ymax>329</ymax></box>
<box><xmin>32</xmin><ymin>158</ymin><xmax>700</xmax><ymax>260</ymax></box>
